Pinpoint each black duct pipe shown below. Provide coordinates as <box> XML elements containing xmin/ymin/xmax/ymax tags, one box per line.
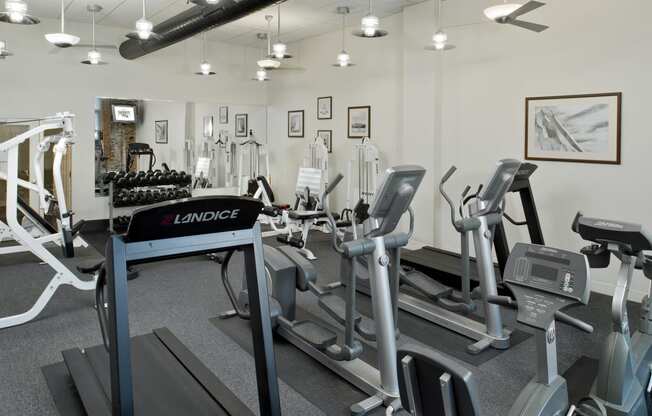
<box><xmin>119</xmin><ymin>0</ymin><xmax>279</xmax><ymax>60</ymax></box>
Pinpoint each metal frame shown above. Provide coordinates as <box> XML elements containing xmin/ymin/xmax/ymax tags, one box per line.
<box><xmin>106</xmin><ymin>223</ymin><xmax>281</xmax><ymax>416</ymax></box>
<box><xmin>0</xmin><ymin>113</ymin><xmax>94</xmax><ymax>329</ymax></box>
<box><xmin>238</xmin><ymin>133</ymin><xmax>269</xmax><ymax>195</ymax></box>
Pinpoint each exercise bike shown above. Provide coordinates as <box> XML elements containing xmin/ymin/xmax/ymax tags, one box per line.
<box><xmin>572</xmin><ymin>214</ymin><xmax>652</xmax><ymax>416</ymax></box>
<box><xmin>389</xmin><ymin>242</ymin><xmax>594</xmax><ymax>416</ymax></box>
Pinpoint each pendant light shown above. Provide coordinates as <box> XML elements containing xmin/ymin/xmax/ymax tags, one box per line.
<box><xmin>424</xmin><ymin>0</ymin><xmax>455</xmax><ymax>51</ymax></box>
<box><xmin>352</xmin><ymin>0</ymin><xmax>387</xmax><ymax>38</ymax></box>
<box><xmin>257</xmin><ymin>17</ymin><xmax>281</xmax><ymax>69</ymax></box>
<box><xmin>0</xmin><ymin>40</ymin><xmax>12</xmax><ymax>59</ymax></box>
<box><xmin>45</xmin><ymin>0</ymin><xmax>80</xmax><ymax>48</ymax></box>
<box><xmin>81</xmin><ymin>5</ymin><xmax>107</xmax><ymax>65</ymax></box>
<box><xmin>127</xmin><ymin>0</ymin><xmax>160</xmax><ymax>41</ymax></box>
<box><xmin>0</xmin><ymin>0</ymin><xmax>39</xmax><ymax>24</ymax></box>
<box><xmin>332</xmin><ymin>7</ymin><xmax>354</xmax><ymax>67</ymax></box>
<box><xmin>270</xmin><ymin>3</ymin><xmax>291</xmax><ymax>59</ymax></box>
<box><xmin>194</xmin><ymin>32</ymin><xmax>215</xmax><ymax>75</ymax></box>
<box><xmin>252</xmin><ymin>67</ymin><xmax>269</xmax><ymax>82</ymax></box>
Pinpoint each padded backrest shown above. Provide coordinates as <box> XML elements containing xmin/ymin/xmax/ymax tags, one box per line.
<box><xmin>295</xmin><ymin>168</ymin><xmax>322</xmax><ymax>197</ymax></box>
<box><xmin>257</xmin><ymin>175</ymin><xmax>275</xmax><ymax>203</ymax></box>
<box><xmin>397</xmin><ymin>345</ymin><xmax>481</xmax><ymax>416</ymax></box>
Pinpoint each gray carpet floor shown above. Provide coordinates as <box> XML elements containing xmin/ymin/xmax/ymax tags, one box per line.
<box><xmin>0</xmin><ymin>230</ymin><xmax>644</xmax><ymax>416</ymax></box>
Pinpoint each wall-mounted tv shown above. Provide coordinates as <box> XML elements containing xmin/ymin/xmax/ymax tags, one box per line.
<box><xmin>112</xmin><ymin>104</ymin><xmax>136</xmax><ymax>123</ymax></box>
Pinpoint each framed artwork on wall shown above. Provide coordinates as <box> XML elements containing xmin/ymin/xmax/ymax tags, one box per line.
<box><xmin>525</xmin><ymin>92</ymin><xmax>622</xmax><ymax>164</ymax></box>
<box><xmin>203</xmin><ymin>116</ymin><xmax>213</xmax><ymax>138</ymax></box>
<box><xmin>288</xmin><ymin>110</ymin><xmax>304</xmax><ymax>137</ymax></box>
<box><xmin>347</xmin><ymin>106</ymin><xmax>370</xmax><ymax>138</ymax></box>
<box><xmin>235</xmin><ymin>113</ymin><xmax>248</xmax><ymax>137</ymax></box>
<box><xmin>317</xmin><ymin>130</ymin><xmax>333</xmax><ymax>153</ymax></box>
<box><xmin>155</xmin><ymin>120</ymin><xmax>168</xmax><ymax>144</ymax></box>
<box><xmin>317</xmin><ymin>96</ymin><xmax>332</xmax><ymax>120</ymax></box>
<box><xmin>219</xmin><ymin>106</ymin><xmax>228</xmax><ymax>124</ymax></box>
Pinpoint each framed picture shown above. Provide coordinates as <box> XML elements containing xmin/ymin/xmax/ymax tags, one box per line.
<box><xmin>288</xmin><ymin>110</ymin><xmax>304</xmax><ymax>137</ymax></box>
<box><xmin>348</xmin><ymin>106</ymin><xmax>371</xmax><ymax>138</ymax></box>
<box><xmin>155</xmin><ymin>120</ymin><xmax>168</xmax><ymax>144</ymax></box>
<box><xmin>317</xmin><ymin>96</ymin><xmax>332</xmax><ymax>120</ymax></box>
<box><xmin>525</xmin><ymin>92</ymin><xmax>621</xmax><ymax>164</ymax></box>
<box><xmin>219</xmin><ymin>106</ymin><xmax>228</xmax><ymax>124</ymax></box>
<box><xmin>317</xmin><ymin>130</ymin><xmax>333</xmax><ymax>153</ymax></box>
<box><xmin>235</xmin><ymin>113</ymin><xmax>248</xmax><ymax>137</ymax></box>
<box><xmin>203</xmin><ymin>115</ymin><xmax>213</xmax><ymax>138</ymax></box>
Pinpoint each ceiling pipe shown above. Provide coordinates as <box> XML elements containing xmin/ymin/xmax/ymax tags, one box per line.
<box><xmin>119</xmin><ymin>0</ymin><xmax>280</xmax><ymax>60</ymax></box>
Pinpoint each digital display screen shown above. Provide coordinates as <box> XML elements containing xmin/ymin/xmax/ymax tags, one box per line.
<box><xmin>531</xmin><ymin>263</ymin><xmax>558</xmax><ymax>281</ymax></box>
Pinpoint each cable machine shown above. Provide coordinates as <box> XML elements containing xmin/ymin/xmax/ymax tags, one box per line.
<box><xmin>238</xmin><ymin>130</ymin><xmax>269</xmax><ymax>195</ymax></box>
<box><xmin>346</xmin><ymin>137</ymin><xmax>380</xmax><ymax>213</ymax></box>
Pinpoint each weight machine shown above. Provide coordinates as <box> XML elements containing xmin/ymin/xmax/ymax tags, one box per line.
<box><xmin>343</xmin><ymin>137</ymin><xmax>381</xmax><ymax>221</ymax></box>
<box><xmin>303</xmin><ymin>134</ymin><xmax>330</xmax><ymax>206</ymax></box>
<box><xmin>238</xmin><ymin>130</ymin><xmax>269</xmax><ymax>195</ymax></box>
<box><xmin>0</xmin><ymin>113</ymin><xmax>95</xmax><ymax>329</ymax></box>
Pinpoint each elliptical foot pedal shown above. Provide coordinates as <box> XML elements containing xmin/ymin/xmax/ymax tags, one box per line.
<box><xmin>467</xmin><ymin>337</ymin><xmax>493</xmax><ymax>355</ymax></box>
<box><xmin>318</xmin><ymin>293</ymin><xmax>362</xmax><ymax>326</ymax></box>
<box><xmin>401</xmin><ymin>268</ymin><xmax>453</xmax><ymax>300</ymax></box>
<box><xmin>290</xmin><ymin>321</ymin><xmax>337</xmax><ymax>350</ymax></box>
<box><xmin>350</xmin><ymin>394</ymin><xmax>384</xmax><ymax>416</ymax></box>
<box><xmin>354</xmin><ymin>316</ymin><xmax>376</xmax><ymax>342</ymax></box>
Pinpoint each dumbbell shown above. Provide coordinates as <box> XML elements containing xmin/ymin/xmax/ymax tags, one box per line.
<box><xmin>134</xmin><ymin>171</ymin><xmax>147</xmax><ymax>187</ymax></box>
<box><xmin>103</xmin><ymin>171</ymin><xmax>116</xmax><ymax>184</ymax></box>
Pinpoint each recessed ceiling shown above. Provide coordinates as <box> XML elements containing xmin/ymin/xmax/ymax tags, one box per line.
<box><xmin>27</xmin><ymin>0</ymin><xmax>427</xmax><ymax>47</ymax></box>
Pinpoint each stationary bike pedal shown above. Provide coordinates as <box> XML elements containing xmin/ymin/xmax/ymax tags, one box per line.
<box><xmin>318</xmin><ymin>294</ymin><xmax>362</xmax><ymax>326</ymax></box>
<box><xmin>291</xmin><ymin>321</ymin><xmax>337</xmax><ymax>350</ymax></box>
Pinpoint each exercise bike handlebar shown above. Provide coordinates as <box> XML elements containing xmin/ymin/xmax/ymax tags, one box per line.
<box><xmin>487</xmin><ymin>295</ymin><xmax>593</xmax><ymax>333</ymax></box>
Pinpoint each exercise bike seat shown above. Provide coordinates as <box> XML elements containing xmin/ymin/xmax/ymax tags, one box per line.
<box><xmin>397</xmin><ymin>344</ymin><xmax>481</xmax><ymax>416</ymax></box>
<box><xmin>288</xmin><ymin>210</ymin><xmax>328</xmax><ymax>221</ymax></box>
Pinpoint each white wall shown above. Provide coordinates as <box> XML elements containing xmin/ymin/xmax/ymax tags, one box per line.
<box><xmin>0</xmin><ymin>17</ymin><xmax>267</xmax><ymax>220</ymax></box>
<box><xmin>136</xmin><ymin>100</ymin><xmax>187</xmax><ymax>171</ymax></box>
<box><xmin>264</xmin><ymin>0</ymin><xmax>652</xmax><ymax>299</ymax></box>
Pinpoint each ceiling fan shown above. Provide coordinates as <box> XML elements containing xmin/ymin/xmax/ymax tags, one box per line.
<box><xmin>49</xmin><ymin>5</ymin><xmax>116</xmax><ymax>55</ymax></box>
<box><xmin>484</xmin><ymin>1</ymin><xmax>548</xmax><ymax>32</ymax></box>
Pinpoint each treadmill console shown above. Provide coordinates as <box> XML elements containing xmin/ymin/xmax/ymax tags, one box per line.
<box><xmin>503</xmin><ymin>243</ymin><xmax>590</xmax><ymax>329</ymax></box>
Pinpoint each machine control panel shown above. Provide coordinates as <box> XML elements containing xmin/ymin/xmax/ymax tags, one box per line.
<box><xmin>503</xmin><ymin>243</ymin><xmax>590</xmax><ymax>329</ymax></box>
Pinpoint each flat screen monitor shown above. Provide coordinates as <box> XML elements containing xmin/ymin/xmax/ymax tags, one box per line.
<box><xmin>112</xmin><ymin>105</ymin><xmax>136</xmax><ymax>123</ymax></box>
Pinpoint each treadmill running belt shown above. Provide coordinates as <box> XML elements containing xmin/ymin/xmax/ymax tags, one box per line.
<box><xmin>55</xmin><ymin>329</ymin><xmax>252</xmax><ymax>416</ymax></box>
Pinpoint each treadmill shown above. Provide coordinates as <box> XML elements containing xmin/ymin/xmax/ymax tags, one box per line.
<box><xmin>54</xmin><ymin>196</ymin><xmax>282</xmax><ymax>416</ymax></box>
<box><xmin>401</xmin><ymin>162</ymin><xmax>544</xmax><ymax>286</ymax></box>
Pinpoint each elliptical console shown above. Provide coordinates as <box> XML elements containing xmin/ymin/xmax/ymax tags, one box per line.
<box><xmin>490</xmin><ymin>243</ymin><xmax>593</xmax><ymax>416</ymax></box>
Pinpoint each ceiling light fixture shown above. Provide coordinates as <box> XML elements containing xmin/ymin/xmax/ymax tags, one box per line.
<box><xmin>484</xmin><ymin>2</ymin><xmax>522</xmax><ymax>21</ymax></box>
<box><xmin>0</xmin><ymin>0</ymin><xmax>39</xmax><ymax>25</ymax></box>
<box><xmin>425</xmin><ymin>0</ymin><xmax>455</xmax><ymax>51</ymax></box>
<box><xmin>257</xmin><ymin>19</ymin><xmax>281</xmax><ymax>69</ymax></box>
<box><xmin>333</xmin><ymin>7</ymin><xmax>354</xmax><ymax>67</ymax></box>
<box><xmin>45</xmin><ymin>0</ymin><xmax>80</xmax><ymax>48</ymax></box>
<box><xmin>270</xmin><ymin>3</ymin><xmax>291</xmax><ymax>59</ymax></box>
<box><xmin>253</xmin><ymin>67</ymin><xmax>269</xmax><ymax>82</ymax></box>
<box><xmin>205</xmin><ymin>0</ymin><xmax>219</xmax><ymax>3</ymax></box>
<box><xmin>0</xmin><ymin>40</ymin><xmax>12</xmax><ymax>58</ymax></box>
<box><xmin>81</xmin><ymin>5</ymin><xmax>107</xmax><ymax>65</ymax></box>
<box><xmin>194</xmin><ymin>32</ymin><xmax>215</xmax><ymax>75</ymax></box>
<box><xmin>353</xmin><ymin>0</ymin><xmax>387</xmax><ymax>38</ymax></box>
<box><xmin>127</xmin><ymin>0</ymin><xmax>160</xmax><ymax>41</ymax></box>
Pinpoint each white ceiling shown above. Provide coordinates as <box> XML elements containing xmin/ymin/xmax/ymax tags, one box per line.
<box><xmin>27</xmin><ymin>0</ymin><xmax>427</xmax><ymax>47</ymax></box>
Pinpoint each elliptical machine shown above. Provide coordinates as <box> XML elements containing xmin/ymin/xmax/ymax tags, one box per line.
<box><xmin>572</xmin><ymin>214</ymin><xmax>652</xmax><ymax>416</ymax></box>
<box><xmin>222</xmin><ymin>165</ymin><xmax>426</xmax><ymax>415</ymax></box>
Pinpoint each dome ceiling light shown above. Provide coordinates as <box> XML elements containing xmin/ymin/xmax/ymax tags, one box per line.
<box><xmin>424</xmin><ymin>0</ymin><xmax>455</xmax><ymax>51</ymax></box>
<box><xmin>0</xmin><ymin>40</ymin><xmax>13</xmax><ymax>58</ymax></box>
<box><xmin>269</xmin><ymin>3</ymin><xmax>291</xmax><ymax>59</ymax></box>
<box><xmin>352</xmin><ymin>0</ymin><xmax>387</xmax><ymax>38</ymax></box>
<box><xmin>127</xmin><ymin>0</ymin><xmax>161</xmax><ymax>41</ymax></box>
<box><xmin>0</xmin><ymin>0</ymin><xmax>39</xmax><ymax>25</ymax></box>
<box><xmin>194</xmin><ymin>32</ymin><xmax>215</xmax><ymax>75</ymax></box>
<box><xmin>257</xmin><ymin>17</ymin><xmax>281</xmax><ymax>69</ymax></box>
<box><xmin>46</xmin><ymin>0</ymin><xmax>80</xmax><ymax>48</ymax></box>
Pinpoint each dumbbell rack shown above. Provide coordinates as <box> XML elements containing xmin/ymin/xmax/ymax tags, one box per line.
<box><xmin>106</xmin><ymin>170</ymin><xmax>192</xmax><ymax>233</ymax></box>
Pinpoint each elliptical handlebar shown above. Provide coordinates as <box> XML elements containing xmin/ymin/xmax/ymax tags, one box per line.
<box><xmin>323</xmin><ymin>173</ymin><xmax>345</xmax><ymax>253</ymax></box>
<box><xmin>487</xmin><ymin>295</ymin><xmax>593</xmax><ymax>334</ymax></box>
<box><xmin>439</xmin><ymin>165</ymin><xmax>459</xmax><ymax>227</ymax></box>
